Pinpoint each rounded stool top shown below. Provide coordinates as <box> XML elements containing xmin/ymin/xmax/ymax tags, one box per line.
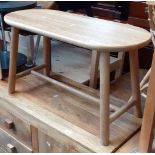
<box><xmin>5</xmin><ymin>9</ymin><xmax>151</xmax><ymax>51</ymax></box>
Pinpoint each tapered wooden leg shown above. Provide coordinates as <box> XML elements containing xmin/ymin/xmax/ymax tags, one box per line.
<box><xmin>139</xmin><ymin>108</ymin><xmax>155</xmax><ymax>152</ymax></box>
<box><xmin>129</xmin><ymin>50</ymin><xmax>142</xmax><ymax>118</ymax></box>
<box><xmin>89</xmin><ymin>50</ymin><xmax>99</xmax><ymax>88</ymax></box>
<box><xmin>114</xmin><ymin>52</ymin><xmax>125</xmax><ymax>80</ymax></box>
<box><xmin>100</xmin><ymin>51</ymin><xmax>110</xmax><ymax>146</ymax></box>
<box><xmin>43</xmin><ymin>36</ymin><xmax>51</xmax><ymax>76</ymax></box>
<box><xmin>8</xmin><ymin>27</ymin><xmax>19</xmax><ymax>94</ymax></box>
<box><xmin>26</xmin><ymin>35</ymin><xmax>34</xmax><ymax>66</ymax></box>
<box><xmin>139</xmin><ymin>52</ymin><xmax>155</xmax><ymax>153</ymax></box>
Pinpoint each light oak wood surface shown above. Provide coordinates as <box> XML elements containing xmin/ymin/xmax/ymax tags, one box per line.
<box><xmin>0</xmin><ymin>127</ymin><xmax>32</xmax><ymax>153</ymax></box>
<box><xmin>43</xmin><ymin>36</ymin><xmax>51</xmax><ymax>76</ymax></box>
<box><xmin>0</xmin><ymin>75</ymin><xmax>141</xmax><ymax>152</ymax></box>
<box><xmin>4</xmin><ymin>9</ymin><xmax>151</xmax><ymax>51</ymax></box>
<box><xmin>8</xmin><ymin>27</ymin><xmax>19</xmax><ymax>94</ymax></box>
<box><xmin>4</xmin><ymin>9</ymin><xmax>151</xmax><ymax>146</ymax></box>
<box><xmin>139</xmin><ymin>3</ymin><xmax>155</xmax><ymax>152</ymax></box>
<box><xmin>0</xmin><ymin>70</ymin><xmax>150</xmax><ymax>153</ymax></box>
<box><xmin>0</xmin><ymin>106</ymin><xmax>31</xmax><ymax>147</ymax></box>
<box><xmin>139</xmin><ymin>52</ymin><xmax>155</xmax><ymax>152</ymax></box>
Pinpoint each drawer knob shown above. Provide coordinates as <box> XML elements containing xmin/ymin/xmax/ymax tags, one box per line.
<box><xmin>7</xmin><ymin>144</ymin><xmax>17</xmax><ymax>153</ymax></box>
<box><xmin>4</xmin><ymin>119</ymin><xmax>14</xmax><ymax>129</ymax></box>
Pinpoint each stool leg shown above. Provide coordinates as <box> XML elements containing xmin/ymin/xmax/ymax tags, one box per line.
<box><xmin>100</xmin><ymin>51</ymin><xmax>110</xmax><ymax>146</ymax></box>
<box><xmin>129</xmin><ymin>50</ymin><xmax>142</xmax><ymax>118</ymax></box>
<box><xmin>139</xmin><ymin>52</ymin><xmax>155</xmax><ymax>152</ymax></box>
<box><xmin>26</xmin><ymin>35</ymin><xmax>34</xmax><ymax>67</ymax></box>
<box><xmin>8</xmin><ymin>27</ymin><xmax>19</xmax><ymax>94</ymax></box>
<box><xmin>43</xmin><ymin>36</ymin><xmax>51</xmax><ymax>76</ymax></box>
<box><xmin>33</xmin><ymin>35</ymin><xmax>41</xmax><ymax>64</ymax></box>
<box><xmin>139</xmin><ymin>106</ymin><xmax>155</xmax><ymax>152</ymax></box>
<box><xmin>89</xmin><ymin>50</ymin><xmax>99</xmax><ymax>88</ymax></box>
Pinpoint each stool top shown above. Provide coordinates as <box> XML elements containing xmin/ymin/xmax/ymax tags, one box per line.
<box><xmin>4</xmin><ymin>9</ymin><xmax>151</xmax><ymax>51</ymax></box>
<box><xmin>0</xmin><ymin>1</ymin><xmax>36</xmax><ymax>13</ymax></box>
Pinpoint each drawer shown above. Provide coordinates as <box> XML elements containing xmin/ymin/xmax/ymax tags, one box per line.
<box><xmin>0</xmin><ymin>127</ymin><xmax>32</xmax><ymax>153</ymax></box>
<box><xmin>38</xmin><ymin>131</ymin><xmax>89</xmax><ymax>153</ymax></box>
<box><xmin>0</xmin><ymin>107</ymin><xmax>31</xmax><ymax>146</ymax></box>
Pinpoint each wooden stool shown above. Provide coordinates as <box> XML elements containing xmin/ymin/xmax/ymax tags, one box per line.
<box><xmin>5</xmin><ymin>9</ymin><xmax>151</xmax><ymax>146</ymax></box>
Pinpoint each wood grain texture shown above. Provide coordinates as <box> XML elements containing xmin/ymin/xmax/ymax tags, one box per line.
<box><xmin>0</xmin><ymin>106</ymin><xmax>31</xmax><ymax>147</ymax></box>
<box><xmin>31</xmin><ymin>126</ymin><xmax>39</xmax><ymax>153</ymax></box>
<box><xmin>4</xmin><ymin>9</ymin><xmax>151</xmax><ymax>51</ymax></box>
<box><xmin>89</xmin><ymin>50</ymin><xmax>99</xmax><ymax>88</ymax></box>
<box><xmin>99</xmin><ymin>52</ymin><xmax>110</xmax><ymax>145</ymax></box>
<box><xmin>3</xmin><ymin>8</ymin><xmax>151</xmax><ymax>149</ymax></box>
<box><xmin>0</xmin><ymin>75</ymin><xmax>141</xmax><ymax>152</ymax></box>
<box><xmin>26</xmin><ymin>35</ymin><xmax>34</xmax><ymax>66</ymax></box>
<box><xmin>139</xmin><ymin>52</ymin><xmax>155</xmax><ymax>152</ymax></box>
<box><xmin>116</xmin><ymin>132</ymin><xmax>140</xmax><ymax>153</ymax></box>
<box><xmin>0</xmin><ymin>127</ymin><xmax>32</xmax><ymax>153</ymax></box>
<box><xmin>43</xmin><ymin>36</ymin><xmax>51</xmax><ymax>76</ymax></box>
<box><xmin>129</xmin><ymin>50</ymin><xmax>142</xmax><ymax>118</ymax></box>
<box><xmin>8</xmin><ymin>27</ymin><xmax>19</xmax><ymax>94</ymax></box>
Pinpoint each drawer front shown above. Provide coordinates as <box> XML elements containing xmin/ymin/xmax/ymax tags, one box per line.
<box><xmin>0</xmin><ymin>107</ymin><xmax>31</xmax><ymax>146</ymax></box>
<box><xmin>38</xmin><ymin>131</ymin><xmax>89</xmax><ymax>153</ymax></box>
<box><xmin>0</xmin><ymin>127</ymin><xmax>32</xmax><ymax>153</ymax></box>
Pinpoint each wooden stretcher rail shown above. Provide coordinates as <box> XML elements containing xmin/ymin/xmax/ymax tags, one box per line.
<box><xmin>13</xmin><ymin>66</ymin><xmax>121</xmax><ymax>113</ymax></box>
<box><xmin>140</xmin><ymin>83</ymin><xmax>149</xmax><ymax>91</ymax></box>
<box><xmin>140</xmin><ymin>68</ymin><xmax>151</xmax><ymax>89</ymax></box>
<box><xmin>16</xmin><ymin>64</ymin><xmax>46</xmax><ymax>79</ymax></box>
<box><xmin>31</xmin><ymin>70</ymin><xmax>135</xmax><ymax>122</ymax></box>
<box><xmin>31</xmin><ymin>70</ymin><xmax>121</xmax><ymax>111</ymax></box>
<box><xmin>141</xmin><ymin>93</ymin><xmax>147</xmax><ymax>98</ymax></box>
<box><xmin>110</xmin><ymin>97</ymin><xmax>135</xmax><ymax>122</ymax></box>
<box><xmin>31</xmin><ymin>70</ymin><xmax>101</xmax><ymax>102</ymax></box>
